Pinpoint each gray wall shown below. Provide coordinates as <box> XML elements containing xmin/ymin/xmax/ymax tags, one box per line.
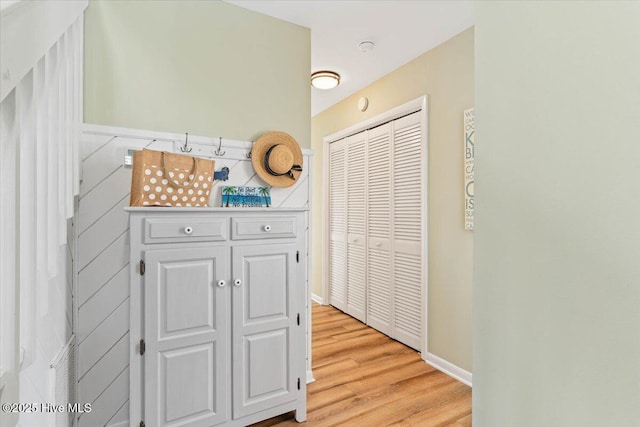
<box><xmin>474</xmin><ymin>1</ymin><xmax>640</xmax><ymax>426</ymax></box>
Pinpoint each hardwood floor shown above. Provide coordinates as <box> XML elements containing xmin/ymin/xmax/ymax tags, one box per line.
<box><xmin>251</xmin><ymin>303</ymin><xmax>472</xmax><ymax>427</ymax></box>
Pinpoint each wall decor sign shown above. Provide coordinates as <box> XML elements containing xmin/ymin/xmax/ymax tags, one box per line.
<box><xmin>464</xmin><ymin>108</ymin><xmax>475</xmax><ymax>230</ymax></box>
<box><xmin>221</xmin><ymin>186</ymin><xmax>271</xmax><ymax>207</ymax></box>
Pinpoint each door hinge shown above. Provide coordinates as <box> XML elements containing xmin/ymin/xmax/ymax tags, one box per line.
<box><xmin>297</xmin><ymin>378</ymin><xmax>301</xmax><ymax>390</ymax></box>
<box><xmin>140</xmin><ymin>421</ymin><xmax>145</xmax><ymax>427</ymax></box>
<box><xmin>297</xmin><ymin>313</ymin><xmax>300</xmax><ymax>326</ymax></box>
<box><xmin>139</xmin><ymin>339</ymin><xmax>146</xmax><ymax>356</ymax></box>
<box><xmin>296</xmin><ymin>250</ymin><xmax>299</xmax><ymax>263</ymax></box>
<box><xmin>139</xmin><ymin>259</ymin><xmax>145</xmax><ymax>276</ymax></box>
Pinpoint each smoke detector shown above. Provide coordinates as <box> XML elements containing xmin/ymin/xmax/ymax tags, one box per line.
<box><xmin>358</xmin><ymin>41</ymin><xmax>375</xmax><ymax>53</ymax></box>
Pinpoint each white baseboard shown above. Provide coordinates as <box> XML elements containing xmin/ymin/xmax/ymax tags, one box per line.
<box><xmin>306</xmin><ymin>370</ymin><xmax>315</xmax><ymax>384</ymax></box>
<box><xmin>311</xmin><ymin>293</ymin><xmax>324</xmax><ymax>305</ymax></box>
<box><xmin>423</xmin><ymin>352</ymin><xmax>472</xmax><ymax>387</ymax></box>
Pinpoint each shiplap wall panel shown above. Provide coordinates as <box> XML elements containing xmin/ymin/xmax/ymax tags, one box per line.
<box><xmin>78</xmin><ymin>299</ymin><xmax>129</xmax><ymax>378</ymax></box>
<box><xmin>77</xmin><ymin>196</ymin><xmax>129</xmax><ymax>270</ymax></box>
<box><xmin>79</xmin><ymin>140</ymin><xmax>174</xmax><ymax>232</ymax></box>
<box><xmin>77</xmin><ymin>232</ymin><xmax>129</xmax><ymax>305</ymax></box>
<box><xmin>107</xmin><ymin>401</ymin><xmax>129</xmax><ymax>427</ymax></box>
<box><xmin>78</xmin><ymin>367</ymin><xmax>129</xmax><ymax>427</ymax></box>
<box><xmin>276</xmin><ymin>174</ymin><xmax>309</xmax><ymax>208</ymax></box>
<box><xmin>80</xmin><ymin>137</ymin><xmax>152</xmax><ymax>196</ymax></box>
<box><xmin>78</xmin><ymin>267</ymin><xmax>128</xmax><ymax>342</ymax></box>
<box><xmin>76</xmin><ymin>125</ymin><xmax>312</xmax><ymax>426</ymax></box>
<box><xmin>78</xmin><ymin>333</ymin><xmax>128</xmax><ymax>403</ymax></box>
<box><xmin>81</xmin><ymin>133</ymin><xmax>115</xmax><ymax>160</ymax></box>
<box><xmin>78</xmin><ymin>169</ymin><xmax>133</xmax><ymax>233</ymax></box>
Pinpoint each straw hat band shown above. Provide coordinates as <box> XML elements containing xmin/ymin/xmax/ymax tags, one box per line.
<box><xmin>264</xmin><ymin>145</ymin><xmax>302</xmax><ymax>180</ymax></box>
<box><xmin>252</xmin><ymin>131</ymin><xmax>303</xmax><ymax>187</ymax></box>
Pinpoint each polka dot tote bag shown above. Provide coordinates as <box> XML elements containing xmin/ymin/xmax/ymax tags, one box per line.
<box><xmin>129</xmin><ymin>148</ymin><xmax>215</xmax><ymax>207</ymax></box>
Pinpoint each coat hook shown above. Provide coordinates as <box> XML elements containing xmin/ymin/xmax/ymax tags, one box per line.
<box><xmin>180</xmin><ymin>132</ymin><xmax>192</xmax><ymax>153</ymax></box>
<box><xmin>215</xmin><ymin>137</ymin><xmax>226</xmax><ymax>156</ymax></box>
<box><xmin>245</xmin><ymin>141</ymin><xmax>253</xmax><ymax>159</ymax></box>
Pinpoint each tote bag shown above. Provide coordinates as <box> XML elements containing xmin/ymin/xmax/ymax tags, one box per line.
<box><xmin>130</xmin><ymin>148</ymin><xmax>215</xmax><ymax>207</ymax></box>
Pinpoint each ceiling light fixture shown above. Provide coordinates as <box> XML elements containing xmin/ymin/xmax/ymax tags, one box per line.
<box><xmin>311</xmin><ymin>70</ymin><xmax>340</xmax><ymax>90</ymax></box>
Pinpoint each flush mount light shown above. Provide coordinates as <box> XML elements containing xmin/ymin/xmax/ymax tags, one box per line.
<box><xmin>311</xmin><ymin>71</ymin><xmax>340</xmax><ymax>90</ymax></box>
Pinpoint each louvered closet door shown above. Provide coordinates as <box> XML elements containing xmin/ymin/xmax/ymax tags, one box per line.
<box><xmin>366</xmin><ymin>123</ymin><xmax>392</xmax><ymax>335</ymax></box>
<box><xmin>392</xmin><ymin>111</ymin><xmax>423</xmax><ymax>350</ymax></box>
<box><xmin>345</xmin><ymin>132</ymin><xmax>367</xmax><ymax>322</ymax></box>
<box><xmin>328</xmin><ymin>138</ymin><xmax>347</xmax><ymax>311</ymax></box>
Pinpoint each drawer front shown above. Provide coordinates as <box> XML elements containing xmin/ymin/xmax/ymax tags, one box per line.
<box><xmin>144</xmin><ymin>217</ymin><xmax>228</xmax><ymax>244</ymax></box>
<box><xmin>231</xmin><ymin>216</ymin><xmax>297</xmax><ymax>240</ymax></box>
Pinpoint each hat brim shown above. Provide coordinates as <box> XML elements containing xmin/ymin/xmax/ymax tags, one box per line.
<box><xmin>252</xmin><ymin>131</ymin><xmax>303</xmax><ymax>188</ymax></box>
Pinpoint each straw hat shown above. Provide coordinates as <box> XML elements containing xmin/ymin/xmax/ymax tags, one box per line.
<box><xmin>252</xmin><ymin>131</ymin><xmax>303</xmax><ymax>188</ymax></box>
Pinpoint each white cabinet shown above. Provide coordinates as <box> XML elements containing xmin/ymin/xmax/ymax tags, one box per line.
<box><xmin>128</xmin><ymin>208</ymin><xmax>307</xmax><ymax>427</ymax></box>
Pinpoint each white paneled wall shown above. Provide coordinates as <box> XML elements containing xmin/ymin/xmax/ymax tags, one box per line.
<box><xmin>76</xmin><ymin>125</ymin><xmax>313</xmax><ymax>426</ymax></box>
<box><xmin>0</xmin><ymin>2</ymin><xmax>86</xmax><ymax>426</ymax></box>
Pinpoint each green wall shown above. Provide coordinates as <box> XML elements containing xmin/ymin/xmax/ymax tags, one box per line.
<box><xmin>474</xmin><ymin>1</ymin><xmax>640</xmax><ymax>425</ymax></box>
<box><xmin>84</xmin><ymin>0</ymin><xmax>310</xmax><ymax>146</ymax></box>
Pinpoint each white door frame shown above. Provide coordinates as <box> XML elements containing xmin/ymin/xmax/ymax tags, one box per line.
<box><xmin>322</xmin><ymin>95</ymin><xmax>429</xmax><ymax>358</ymax></box>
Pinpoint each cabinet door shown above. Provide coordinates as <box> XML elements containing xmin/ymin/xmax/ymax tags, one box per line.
<box><xmin>232</xmin><ymin>243</ymin><xmax>298</xmax><ymax>419</ymax></box>
<box><xmin>144</xmin><ymin>246</ymin><xmax>229</xmax><ymax>427</ymax></box>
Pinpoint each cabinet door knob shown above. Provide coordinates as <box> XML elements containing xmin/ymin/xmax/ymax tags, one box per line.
<box><xmin>184</xmin><ymin>226</ymin><xmax>193</xmax><ymax>235</ymax></box>
<box><xmin>217</xmin><ymin>280</ymin><xmax>226</xmax><ymax>288</ymax></box>
<box><xmin>376</xmin><ymin>241</ymin><xmax>382</xmax><ymax>247</ymax></box>
<box><xmin>263</xmin><ymin>225</ymin><xmax>272</xmax><ymax>232</ymax></box>
<box><xmin>234</xmin><ymin>279</ymin><xmax>242</xmax><ymax>287</ymax></box>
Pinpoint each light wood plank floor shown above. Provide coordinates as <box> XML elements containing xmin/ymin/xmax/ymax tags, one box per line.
<box><xmin>252</xmin><ymin>303</ymin><xmax>472</xmax><ymax>427</ymax></box>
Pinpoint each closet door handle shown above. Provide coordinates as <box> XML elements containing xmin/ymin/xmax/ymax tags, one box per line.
<box><xmin>217</xmin><ymin>280</ymin><xmax>226</xmax><ymax>288</ymax></box>
<box><xmin>184</xmin><ymin>226</ymin><xmax>193</xmax><ymax>235</ymax></box>
<box><xmin>234</xmin><ymin>279</ymin><xmax>242</xmax><ymax>287</ymax></box>
<box><xmin>263</xmin><ymin>225</ymin><xmax>272</xmax><ymax>232</ymax></box>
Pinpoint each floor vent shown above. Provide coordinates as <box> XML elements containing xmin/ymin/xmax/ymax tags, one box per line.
<box><xmin>50</xmin><ymin>335</ymin><xmax>76</xmax><ymax>427</ymax></box>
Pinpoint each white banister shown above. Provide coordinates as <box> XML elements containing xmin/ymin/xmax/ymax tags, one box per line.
<box><xmin>0</xmin><ymin>2</ymin><xmax>86</xmax><ymax>426</ymax></box>
<box><xmin>0</xmin><ymin>0</ymin><xmax>88</xmax><ymax>102</ymax></box>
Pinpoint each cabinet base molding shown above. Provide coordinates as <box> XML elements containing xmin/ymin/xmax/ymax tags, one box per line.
<box><xmin>306</xmin><ymin>370</ymin><xmax>316</xmax><ymax>384</ymax></box>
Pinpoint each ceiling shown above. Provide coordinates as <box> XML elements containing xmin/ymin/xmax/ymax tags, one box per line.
<box><xmin>227</xmin><ymin>0</ymin><xmax>474</xmax><ymax>116</ymax></box>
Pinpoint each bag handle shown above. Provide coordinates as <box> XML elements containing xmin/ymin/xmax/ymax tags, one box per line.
<box><xmin>162</xmin><ymin>151</ymin><xmax>199</xmax><ymax>188</ymax></box>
